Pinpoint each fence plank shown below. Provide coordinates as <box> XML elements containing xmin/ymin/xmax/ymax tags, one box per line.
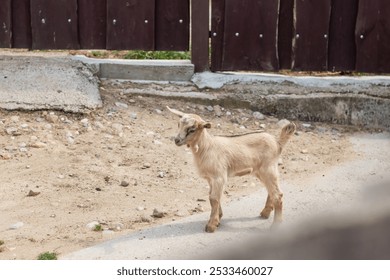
<box><xmin>355</xmin><ymin>0</ymin><xmax>390</xmax><ymax>73</ymax></box>
<box><xmin>211</xmin><ymin>0</ymin><xmax>225</xmax><ymax>71</ymax></box>
<box><xmin>0</xmin><ymin>0</ymin><xmax>12</xmax><ymax>48</ymax></box>
<box><xmin>292</xmin><ymin>0</ymin><xmax>331</xmax><ymax>71</ymax></box>
<box><xmin>30</xmin><ymin>0</ymin><xmax>79</xmax><ymax>49</ymax></box>
<box><xmin>107</xmin><ymin>0</ymin><xmax>155</xmax><ymax>50</ymax></box>
<box><xmin>328</xmin><ymin>0</ymin><xmax>358</xmax><ymax>72</ymax></box>
<box><xmin>155</xmin><ymin>0</ymin><xmax>189</xmax><ymax>51</ymax></box>
<box><xmin>191</xmin><ymin>0</ymin><xmax>209</xmax><ymax>72</ymax></box>
<box><xmin>278</xmin><ymin>0</ymin><xmax>294</xmax><ymax>69</ymax></box>
<box><xmin>78</xmin><ymin>0</ymin><xmax>106</xmax><ymax>49</ymax></box>
<box><xmin>12</xmin><ymin>0</ymin><xmax>32</xmax><ymax>48</ymax></box>
<box><xmin>220</xmin><ymin>0</ymin><xmax>279</xmax><ymax>71</ymax></box>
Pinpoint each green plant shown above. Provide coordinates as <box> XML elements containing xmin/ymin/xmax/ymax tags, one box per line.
<box><xmin>37</xmin><ymin>252</ymin><xmax>57</xmax><ymax>260</ymax></box>
<box><xmin>123</xmin><ymin>50</ymin><xmax>190</xmax><ymax>60</ymax></box>
<box><xmin>0</xmin><ymin>240</ymin><xmax>4</xmax><ymax>246</ymax></box>
<box><xmin>94</xmin><ymin>224</ymin><xmax>103</xmax><ymax>232</ymax></box>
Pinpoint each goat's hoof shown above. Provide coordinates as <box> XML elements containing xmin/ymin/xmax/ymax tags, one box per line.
<box><xmin>260</xmin><ymin>212</ymin><xmax>270</xmax><ymax>219</ymax></box>
<box><xmin>205</xmin><ymin>224</ymin><xmax>217</xmax><ymax>233</ymax></box>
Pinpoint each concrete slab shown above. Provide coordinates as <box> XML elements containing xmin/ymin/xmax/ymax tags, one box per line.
<box><xmin>0</xmin><ymin>55</ymin><xmax>102</xmax><ymax>113</ymax></box>
<box><xmin>73</xmin><ymin>55</ymin><xmax>194</xmax><ymax>81</ymax></box>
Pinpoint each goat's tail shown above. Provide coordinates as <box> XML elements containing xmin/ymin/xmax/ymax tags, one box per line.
<box><xmin>278</xmin><ymin>122</ymin><xmax>296</xmax><ymax>151</ymax></box>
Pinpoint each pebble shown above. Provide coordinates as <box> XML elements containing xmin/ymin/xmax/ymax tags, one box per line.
<box><xmin>277</xmin><ymin>119</ymin><xmax>291</xmax><ymax>128</ymax></box>
<box><xmin>253</xmin><ymin>111</ymin><xmax>265</xmax><ymax>120</ymax></box>
<box><xmin>226</xmin><ymin>111</ymin><xmax>232</xmax><ymax>116</ymax></box>
<box><xmin>157</xmin><ymin>171</ymin><xmax>165</xmax><ymax>178</ymax></box>
<box><xmin>301</xmin><ymin>149</ymin><xmax>309</xmax><ymax>154</ymax></box>
<box><xmin>140</xmin><ymin>215</ymin><xmax>152</xmax><ymax>223</ymax></box>
<box><xmin>120</xmin><ymin>181</ymin><xmax>129</xmax><ymax>187</ymax></box>
<box><xmin>213</xmin><ymin>105</ymin><xmax>222</xmax><ymax>117</ymax></box>
<box><xmin>109</xmin><ymin>223</ymin><xmax>125</xmax><ymax>231</ymax></box>
<box><xmin>153</xmin><ymin>140</ymin><xmax>163</xmax><ymax>145</ymax></box>
<box><xmin>142</xmin><ymin>163</ymin><xmax>151</xmax><ymax>169</ymax></box>
<box><xmin>155</xmin><ymin>109</ymin><xmax>162</xmax><ymax>114</ymax></box>
<box><xmin>136</xmin><ymin>206</ymin><xmax>145</xmax><ymax>211</ymax></box>
<box><xmin>115</xmin><ymin>102</ymin><xmax>128</xmax><ymax>109</ymax></box>
<box><xmin>6</xmin><ymin>127</ymin><xmax>19</xmax><ymax>135</ymax></box>
<box><xmin>302</xmin><ymin>123</ymin><xmax>312</xmax><ymax>128</ymax></box>
<box><xmin>206</xmin><ymin>106</ymin><xmax>214</xmax><ymax>112</ymax></box>
<box><xmin>130</xmin><ymin>113</ymin><xmax>138</xmax><ymax>120</ymax></box>
<box><xmin>80</xmin><ymin>118</ymin><xmax>89</xmax><ymax>127</ymax></box>
<box><xmin>27</xmin><ymin>190</ymin><xmax>41</xmax><ymax>197</ymax></box>
<box><xmin>9</xmin><ymin>222</ymin><xmax>24</xmax><ymax>230</ymax></box>
<box><xmin>152</xmin><ymin>208</ymin><xmax>165</xmax><ymax>218</ymax></box>
<box><xmin>46</xmin><ymin>114</ymin><xmax>58</xmax><ymax>123</ymax></box>
<box><xmin>10</xmin><ymin>116</ymin><xmax>20</xmax><ymax>122</ymax></box>
<box><xmin>30</xmin><ymin>141</ymin><xmax>47</xmax><ymax>148</ymax></box>
<box><xmin>86</xmin><ymin>221</ymin><xmax>100</xmax><ymax>230</ymax></box>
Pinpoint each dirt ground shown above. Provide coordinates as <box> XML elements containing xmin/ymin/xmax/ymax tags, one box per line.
<box><xmin>0</xmin><ymin>84</ymin><xmax>360</xmax><ymax>260</ymax></box>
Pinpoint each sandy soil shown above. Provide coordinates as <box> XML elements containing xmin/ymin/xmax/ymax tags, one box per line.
<box><xmin>0</xmin><ymin>86</ymin><xmax>359</xmax><ymax>259</ymax></box>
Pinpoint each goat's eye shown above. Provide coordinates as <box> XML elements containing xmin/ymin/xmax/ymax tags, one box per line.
<box><xmin>186</xmin><ymin>127</ymin><xmax>196</xmax><ymax>135</ymax></box>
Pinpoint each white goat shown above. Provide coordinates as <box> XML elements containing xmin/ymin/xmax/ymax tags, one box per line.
<box><xmin>167</xmin><ymin>107</ymin><xmax>296</xmax><ymax>232</ymax></box>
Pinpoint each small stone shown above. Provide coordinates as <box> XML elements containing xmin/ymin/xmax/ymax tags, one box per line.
<box><xmin>120</xmin><ymin>180</ymin><xmax>129</xmax><ymax>187</ymax></box>
<box><xmin>194</xmin><ymin>205</ymin><xmax>204</xmax><ymax>212</ymax></box>
<box><xmin>206</xmin><ymin>106</ymin><xmax>214</xmax><ymax>112</ymax></box>
<box><xmin>140</xmin><ymin>215</ymin><xmax>152</xmax><ymax>223</ymax></box>
<box><xmin>0</xmin><ymin>152</ymin><xmax>12</xmax><ymax>160</ymax></box>
<box><xmin>86</xmin><ymin>221</ymin><xmax>100</xmax><ymax>230</ymax></box>
<box><xmin>109</xmin><ymin>223</ymin><xmax>125</xmax><ymax>231</ymax></box>
<box><xmin>46</xmin><ymin>114</ymin><xmax>59</xmax><ymax>123</ymax></box>
<box><xmin>30</xmin><ymin>141</ymin><xmax>47</xmax><ymax>148</ymax></box>
<box><xmin>260</xmin><ymin>124</ymin><xmax>266</xmax><ymax>129</ymax></box>
<box><xmin>95</xmin><ymin>187</ymin><xmax>102</xmax><ymax>191</ymax></box>
<box><xmin>226</xmin><ymin>111</ymin><xmax>232</xmax><ymax>116</ymax></box>
<box><xmin>136</xmin><ymin>206</ymin><xmax>145</xmax><ymax>211</ymax></box>
<box><xmin>6</xmin><ymin>127</ymin><xmax>19</xmax><ymax>135</ymax></box>
<box><xmin>10</xmin><ymin>116</ymin><xmax>20</xmax><ymax>122</ymax></box>
<box><xmin>301</xmin><ymin>149</ymin><xmax>309</xmax><ymax>154</ymax></box>
<box><xmin>130</xmin><ymin>113</ymin><xmax>138</xmax><ymax>120</ymax></box>
<box><xmin>50</xmin><ymin>214</ymin><xmax>56</xmax><ymax>218</ymax></box>
<box><xmin>152</xmin><ymin>208</ymin><xmax>165</xmax><ymax>218</ymax></box>
<box><xmin>80</xmin><ymin>118</ymin><xmax>89</xmax><ymax>127</ymax></box>
<box><xmin>278</xmin><ymin>158</ymin><xmax>284</xmax><ymax>165</ymax></box>
<box><xmin>153</xmin><ymin>140</ymin><xmax>163</xmax><ymax>145</ymax></box>
<box><xmin>9</xmin><ymin>222</ymin><xmax>24</xmax><ymax>230</ymax></box>
<box><xmin>20</xmin><ymin>124</ymin><xmax>29</xmax><ymax>129</ymax></box>
<box><xmin>129</xmin><ymin>99</ymin><xmax>136</xmax><ymax>104</ymax></box>
<box><xmin>213</xmin><ymin>105</ymin><xmax>222</xmax><ymax>117</ymax></box>
<box><xmin>115</xmin><ymin>102</ymin><xmax>128</xmax><ymax>109</ymax></box>
<box><xmin>302</xmin><ymin>123</ymin><xmax>312</xmax><ymax>128</ymax></box>
<box><xmin>277</xmin><ymin>119</ymin><xmax>291</xmax><ymax>128</ymax></box>
<box><xmin>27</xmin><ymin>190</ymin><xmax>41</xmax><ymax>197</ymax></box>
<box><xmin>253</xmin><ymin>111</ymin><xmax>265</xmax><ymax>120</ymax></box>
<box><xmin>155</xmin><ymin>109</ymin><xmax>162</xmax><ymax>114</ymax></box>
<box><xmin>142</xmin><ymin>163</ymin><xmax>151</xmax><ymax>169</ymax></box>
<box><xmin>157</xmin><ymin>171</ymin><xmax>165</xmax><ymax>178</ymax></box>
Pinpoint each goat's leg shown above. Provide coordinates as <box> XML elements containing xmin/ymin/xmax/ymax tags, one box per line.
<box><xmin>260</xmin><ymin>194</ymin><xmax>274</xmax><ymax>219</ymax></box>
<box><xmin>205</xmin><ymin>177</ymin><xmax>225</xmax><ymax>233</ymax></box>
<box><xmin>259</xmin><ymin>167</ymin><xmax>283</xmax><ymax>225</ymax></box>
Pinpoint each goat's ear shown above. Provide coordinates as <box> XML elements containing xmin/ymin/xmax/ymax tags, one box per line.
<box><xmin>166</xmin><ymin>106</ymin><xmax>184</xmax><ymax>117</ymax></box>
<box><xmin>203</xmin><ymin>122</ymin><xmax>211</xmax><ymax>129</ymax></box>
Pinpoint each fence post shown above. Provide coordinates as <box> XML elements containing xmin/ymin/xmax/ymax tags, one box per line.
<box><xmin>191</xmin><ymin>0</ymin><xmax>210</xmax><ymax>72</ymax></box>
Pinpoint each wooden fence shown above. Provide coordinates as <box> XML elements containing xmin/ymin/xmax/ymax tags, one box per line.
<box><xmin>1</xmin><ymin>0</ymin><xmax>389</xmax><ymax>73</ymax></box>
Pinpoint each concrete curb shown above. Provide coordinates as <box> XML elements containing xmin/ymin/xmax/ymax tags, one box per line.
<box><xmin>72</xmin><ymin>55</ymin><xmax>194</xmax><ymax>81</ymax></box>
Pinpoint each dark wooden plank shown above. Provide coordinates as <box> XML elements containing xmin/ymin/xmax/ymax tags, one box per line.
<box><xmin>12</xmin><ymin>0</ymin><xmax>32</xmax><ymax>48</ymax></box>
<box><xmin>355</xmin><ymin>0</ymin><xmax>390</xmax><ymax>73</ymax></box>
<box><xmin>328</xmin><ymin>0</ymin><xmax>359</xmax><ymax>71</ymax></box>
<box><xmin>191</xmin><ymin>0</ymin><xmax>209</xmax><ymax>72</ymax></box>
<box><xmin>221</xmin><ymin>0</ymin><xmax>279</xmax><ymax>71</ymax></box>
<box><xmin>278</xmin><ymin>0</ymin><xmax>294</xmax><ymax>69</ymax></box>
<box><xmin>30</xmin><ymin>0</ymin><xmax>79</xmax><ymax>49</ymax></box>
<box><xmin>78</xmin><ymin>0</ymin><xmax>106</xmax><ymax>49</ymax></box>
<box><xmin>211</xmin><ymin>0</ymin><xmax>225</xmax><ymax>71</ymax></box>
<box><xmin>155</xmin><ymin>0</ymin><xmax>189</xmax><ymax>51</ymax></box>
<box><xmin>0</xmin><ymin>0</ymin><xmax>12</xmax><ymax>48</ymax></box>
<box><xmin>107</xmin><ymin>0</ymin><xmax>155</xmax><ymax>50</ymax></box>
<box><xmin>292</xmin><ymin>0</ymin><xmax>331</xmax><ymax>71</ymax></box>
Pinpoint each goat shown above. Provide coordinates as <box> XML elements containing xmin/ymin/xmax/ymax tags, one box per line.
<box><xmin>167</xmin><ymin>107</ymin><xmax>296</xmax><ymax>232</ymax></box>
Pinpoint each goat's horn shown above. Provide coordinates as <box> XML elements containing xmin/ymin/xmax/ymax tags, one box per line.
<box><xmin>166</xmin><ymin>106</ymin><xmax>185</xmax><ymax>117</ymax></box>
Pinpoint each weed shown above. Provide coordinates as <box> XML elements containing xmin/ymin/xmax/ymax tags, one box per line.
<box><xmin>37</xmin><ymin>252</ymin><xmax>57</xmax><ymax>260</ymax></box>
<box><xmin>94</xmin><ymin>224</ymin><xmax>103</xmax><ymax>232</ymax></box>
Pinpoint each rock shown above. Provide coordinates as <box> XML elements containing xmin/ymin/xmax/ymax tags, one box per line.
<box><xmin>157</xmin><ymin>171</ymin><xmax>165</xmax><ymax>178</ymax></box>
<box><xmin>206</xmin><ymin>106</ymin><xmax>214</xmax><ymax>112</ymax></box>
<box><xmin>120</xmin><ymin>180</ymin><xmax>129</xmax><ymax>187</ymax></box>
<box><xmin>109</xmin><ymin>223</ymin><xmax>125</xmax><ymax>231</ymax></box>
<box><xmin>115</xmin><ymin>102</ymin><xmax>128</xmax><ymax>109</ymax></box>
<box><xmin>226</xmin><ymin>111</ymin><xmax>232</xmax><ymax>116</ymax></box>
<box><xmin>152</xmin><ymin>208</ymin><xmax>166</xmax><ymax>218</ymax></box>
<box><xmin>277</xmin><ymin>119</ymin><xmax>291</xmax><ymax>128</ymax></box>
<box><xmin>253</xmin><ymin>111</ymin><xmax>265</xmax><ymax>120</ymax></box>
<box><xmin>136</xmin><ymin>206</ymin><xmax>145</xmax><ymax>211</ymax></box>
<box><xmin>46</xmin><ymin>114</ymin><xmax>59</xmax><ymax>123</ymax></box>
<box><xmin>142</xmin><ymin>163</ymin><xmax>151</xmax><ymax>169</ymax></box>
<box><xmin>302</xmin><ymin>123</ymin><xmax>312</xmax><ymax>128</ymax></box>
<box><xmin>213</xmin><ymin>105</ymin><xmax>222</xmax><ymax>117</ymax></box>
<box><xmin>80</xmin><ymin>118</ymin><xmax>89</xmax><ymax>127</ymax></box>
<box><xmin>10</xmin><ymin>116</ymin><xmax>20</xmax><ymax>122</ymax></box>
<box><xmin>140</xmin><ymin>215</ymin><xmax>152</xmax><ymax>223</ymax></box>
<box><xmin>260</xmin><ymin>124</ymin><xmax>266</xmax><ymax>129</ymax></box>
<box><xmin>86</xmin><ymin>221</ymin><xmax>100</xmax><ymax>230</ymax></box>
<box><xmin>278</xmin><ymin>158</ymin><xmax>284</xmax><ymax>165</ymax></box>
<box><xmin>301</xmin><ymin>149</ymin><xmax>309</xmax><ymax>154</ymax></box>
<box><xmin>130</xmin><ymin>113</ymin><xmax>138</xmax><ymax>120</ymax></box>
<box><xmin>27</xmin><ymin>190</ymin><xmax>41</xmax><ymax>197</ymax></box>
<box><xmin>9</xmin><ymin>222</ymin><xmax>24</xmax><ymax>230</ymax></box>
<box><xmin>6</xmin><ymin>127</ymin><xmax>19</xmax><ymax>135</ymax></box>
<box><xmin>153</xmin><ymin>140</ymin><xmax>163</xmax><ymax>145</ymax></box>
<box><xmin>0</xmin><ymin>152</ymin><xmax>12</xmax><ymax>160</ymax></box>
<box><xmin>155</xmin><ymin>109</ymin><xmax>162</xmax><ymax>114</ymax></box>
<box><xmin>30</xmin><ymin>141</ymin><xmax>47</xmax><ymax>148</ymax></box>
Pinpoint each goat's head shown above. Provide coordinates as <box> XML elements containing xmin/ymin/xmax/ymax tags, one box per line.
<box><xmin>167</xmin><ymin>106</ymin><xmax>211</xmax><ymax>147</ymax></box>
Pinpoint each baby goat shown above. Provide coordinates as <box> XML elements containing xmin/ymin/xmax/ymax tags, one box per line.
<box><xmin>167</xmin><ymin>107</ymin><xmax>296</xmax><ymax>232</ymax></box>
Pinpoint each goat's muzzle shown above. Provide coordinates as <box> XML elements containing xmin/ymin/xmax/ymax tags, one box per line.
<box><xmin>174</xmin><ymin>137</ymin><xmax>185</xmax><ymax>146</ymax></box>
